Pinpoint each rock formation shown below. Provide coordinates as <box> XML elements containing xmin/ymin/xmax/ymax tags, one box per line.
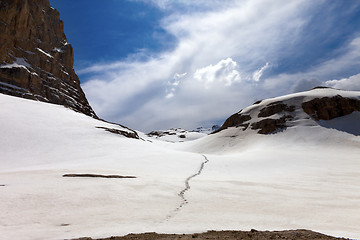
<box><xmin>215</xmin><ymin>88</ymin><xmax>360</xmax><ymax>135</ymax></box>
<box><xmin>0</xmin><ymin>0</ymin><xmax>96</xmax><ymax>117</ymax></box>
<box><xmin>302</xmin><ymin>95</ymin><xmax>360</xmax><ymax>120</ymax></box>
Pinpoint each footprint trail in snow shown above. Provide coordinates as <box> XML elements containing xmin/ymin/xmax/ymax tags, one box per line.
<box><xmin>164</xmin><ymin>154</ymin><xmax>210</xmax><ymax>221</ymax></box>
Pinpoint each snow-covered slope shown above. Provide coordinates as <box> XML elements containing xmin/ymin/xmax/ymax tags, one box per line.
<box><xmin>184</xmin><ymin>88</ymin><xmax>360</xmax><ymax>153</ymax></box>
<box><xmin>0</xmin><ymin>93</ymin><xmax>207</xmax><ymax>239</ymax></box>
<box><xmin>1</xmin><ymin>91</ymin><xmax>360</xmax><ymax>240</ymax></box>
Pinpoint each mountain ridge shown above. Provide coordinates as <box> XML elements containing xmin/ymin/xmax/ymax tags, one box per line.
<box><xmin>214</xmin><ymin>87</ymin><xmax>360</xmax><ymax>136</ymax></box>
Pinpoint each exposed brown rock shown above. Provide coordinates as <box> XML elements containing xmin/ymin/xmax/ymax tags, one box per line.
<box><xmin>258</xmin><ymin>101</ymin><xmax>295</xmax><ymax>118</ymax></box>
<box><xmin>251</xmin><ymin>115</ymin><xmax>293</xmax><ymax>134</ymax></box>
<box><xmin>215</xmin><ymin>101</ymin><xmax>296</xmax><ymax>134</ymax></box>
<box><xmin>147</xmin><ymin>130</ymin><xmax>163</xmax><ymax>137</ymax></box>
<box><xmin>302</xmin><ymin>95</ymin><xmax>360</xmax><ymax>120</ymax></box>
<box><xmin>213</xmin><ymin>113</ymin><xmax>251</xmax><ymax>133</ymax></box>
<box><xmin>73</xmin><ymin>229</ymin><xmax>343</xmax><ymax>240</ymax></box>
<box><xmin>96</xmin><ymin>126</ymin><xmax>140</xmax><ymax>139</ymax></box>
<box><xmin>0</xmin><ymin>0</ymin><xmax>96</xmax><ymax>117</ymax></box>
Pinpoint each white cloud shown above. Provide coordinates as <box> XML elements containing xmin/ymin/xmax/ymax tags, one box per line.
<box><xmin>165</xmin><ymin>72</ymin><xmax>187</xmax><ymax>99</ymax></box>
<box><xmin>81</xmin><ymin>1</ymin><xmax>360</xmax><ymax>131</ymax></box>
<box><xmin>194</xmin><ymin>58</ymin><xmax>241</xmax><ymax>88</ymax></box>
<box><xmin>325</xmin><ymin>73</ymin><xmax>360</xmax><ymax>91</ymax></box>
<box><xmin>165</xmin><ymin>92</ymin><xmax>174</xmax><ymax>99</ymax></box>
<box><xmin>174</xmin><ymin>72</ymin><xmax>186</xmax><ymax>78</ymax></box>
<box><xmin>253</xmin><ymin>62</ymin><xmax>270</xmax><ymax>82</ymax></box>
<box><xmin>132</xmin><ymin>0</ymin><xmax>228</xmax><ymax>11</ymax></box>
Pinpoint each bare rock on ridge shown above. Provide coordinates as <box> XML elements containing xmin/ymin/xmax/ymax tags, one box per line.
<box><xmin>214</xmin><ymin>113</ymin><xmax>251</xmax><ymax>133</ymax></box>
<box><xmin>215</xmin><ymin>88</ymin><xmax>360</xmax><ymax>135</ymax></box>
<box><xmin>302</xmin><ymin>95</ymin><xmax>360</xmax><ymax>120</ymax></box>
<box><xmin>0</xmin><ymin>0</ymin><xmax>96</xmax><ymax>117</ymax></box>
<box><xmin>214</xmin><ymin>101</ymin><xmax>295</xmax><ymax>134</ymax></box>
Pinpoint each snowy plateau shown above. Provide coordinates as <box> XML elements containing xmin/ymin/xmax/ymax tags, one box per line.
<box><xmin>1</xmin><ymin>88</ymin><xmax>360</xmax><ymax>240</ymax></box>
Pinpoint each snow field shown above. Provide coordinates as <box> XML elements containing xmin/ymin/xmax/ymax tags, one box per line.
<box><xmin>1</xmin><ymin>92</ymin><xmax>360</xmax><ymax>239</ymax></box>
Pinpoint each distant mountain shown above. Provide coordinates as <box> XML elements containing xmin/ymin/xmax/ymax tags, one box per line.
<box><xmin>146</xmin><ymin>125</ymin><xmax>221</xmax><ymax>143</ymax></box>
<box><xmin>192</xmin><ymin>125</ymin><xmax>220</xmax><ymax>134</ymax></box>
<box><xmin>215</xmin><ymin>87</ymin><xmax>360</xmax><ymax>136</ymax></box>
<box><xmin>147</xmin><ymin>128</ymin><xmax>207</xmax><ymax>142</ymax></box>
<box><xmin>0</xmin><ymin>0</ymin><xmax>96</xmax><ymax>117</ymax></box>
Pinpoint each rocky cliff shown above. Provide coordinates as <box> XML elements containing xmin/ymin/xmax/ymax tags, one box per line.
<box><xmin>0</xmin><ymin>0</ymin><xmax>96</xmax><ymax>117</ymax></box>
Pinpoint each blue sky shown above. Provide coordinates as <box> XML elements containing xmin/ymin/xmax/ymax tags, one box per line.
<box><xmin>50</xmin><ymin>0</ymin><xmax>360</xmax><ymax>131</ymax></box>
<box><xmin>50</xmin><ymin>0</ymin><xmax>174</xmax><ymax>70</ymax></box>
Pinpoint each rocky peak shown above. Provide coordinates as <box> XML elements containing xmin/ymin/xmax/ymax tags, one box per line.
<box><xmin>0</xmin><ymin>0</ymin><xmax>96</xmax><ymax>117</ymax></box>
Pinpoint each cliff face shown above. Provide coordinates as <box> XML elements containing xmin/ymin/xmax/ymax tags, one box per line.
<box><xmin>0</xmin><ymin>0</ymin><xmax>96</xmax><ymax>117</ymax></box>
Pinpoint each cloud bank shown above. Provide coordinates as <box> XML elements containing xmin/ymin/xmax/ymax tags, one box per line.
<box><xmin>325</xmin><ymin>73</ymin><xmax>360</xmax><ymax>91</ymax></box>
<box><xmin>81</xmin><ymin>0</ymin><xmax>360</xmax><ymax>131</ymax></box>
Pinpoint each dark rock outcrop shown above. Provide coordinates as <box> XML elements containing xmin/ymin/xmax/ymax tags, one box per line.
<box><xmin>251</xmin><ymin>115</ymin><xmax>294</xmax><ymax>134</ymax></box>
<box><xmin>0</xmin><ymin>0</ymin><xmax>96</xmax><ymax>117</ymax></box>
<box><xmin>302</xmin><ymin>95</ymin><xmax>360</xmax><ymax>120</ymax></box>
<box><xmin>215</xmin><ymin>101</ymin><xmax>295</xmax><ymax>134</ymax></box>
<box><xmin>211</xmin><ymin>125</ymin><xmax>220</xmax><ymax>131</ymax></box>
<box><xmin>96</xmin><ymin>126</ymin><xmax>140</xmax><ymax>140</ymax></box>
<box><xmin>147</xmin><ymin>130</ymin><xmax>176</xmax><ymax>137</ymax></box>
<box><xmin>258</xmin><ymin>101</ymin><xmax>295</xmax><ymax>118</ymax></box>
<box><xmin>63</xmin><ymin>174</ymin><xmax>136</xmax><ymax>179</ymax></box>
<box><xmin>252</xmin><ymin>102</ymin><xmax>295</xmax><ymax>134</ymax></box>
<box><xmin>214</xmin><ymin>113</ymin><xmax>251</xmax><ymax>133</ymax></box>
